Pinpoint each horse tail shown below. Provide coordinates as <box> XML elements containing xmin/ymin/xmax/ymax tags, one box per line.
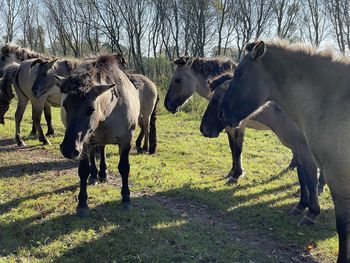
<box><xmin>0</xmin><ymin>63</ymin><xmax>18</xmax><ymax>124</ymax></box>
<box><xmin>148</xmin><ymin>94</ymin><xmax>159</xmax><ymax>154</ymax></box>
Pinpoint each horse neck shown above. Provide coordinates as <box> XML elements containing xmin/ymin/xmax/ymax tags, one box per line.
<box><xmin>265</xmin><ymin>51</ymin><xmax>334</xmax><ymax>131</ymax></box>
<box><xmin>194</xmin><ymin>71</ymin><xmax>229</xmax><ymax>100</ymax></box>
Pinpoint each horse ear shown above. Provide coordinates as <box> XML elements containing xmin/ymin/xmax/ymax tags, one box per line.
<box><xmin>93</xmin><ymin>84</ymin><xmax>116</xmax><ymax>97</ymax></box>
<box><xmin>47</xmin><ymin>59</ymin><xmax>58</xmax><ymax>69</ymax></box>
<box><xmin>115</xmin><ymin>53</ymin><xmax>128</xmax><ymax>69</ymax></box>
<box><xmin>30</xmin><ymin>58</ymin><xmax>44</xmax><ymax>68</ymax></box>
<box><xmin>207</xmin><ymin>80</ymin><xmax>215</xmax><ymax>91</ymax></box>
<box><xmin>250</xmin><ymin>41</ymin><xmax>266</xmax><ymax>60</ymax></box>
<box><xmin>174</xmin><ymin>56</ymin><xmax>189</xmax><ymax>65</ymax></box>
<box><xmin>53</xmin><ymin>74</ymin><xmax>67</xmax><ymax>86</ymax></box>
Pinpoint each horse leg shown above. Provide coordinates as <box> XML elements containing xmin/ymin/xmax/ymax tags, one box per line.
<box><xmin>14</xmin><ymin>93</ymin><xmax>29</xmax><ymax>147</ymax></box>
<box><xmin>287</xmin><ymin>152</ymin><xmax>298</xmax><ymax>170</ymax></box>
<box><xmin>88</xmin><ymin>146</ymin><xmax>99</xmax><ymax>185</ymax></box>
<box><xmin>142</xmin><ymin>117</ymin><xmax>150</xmax><ymax>152</ymax></box>
<box><xmin>118</xmin><ymin>143</ymin><xmax>131</xmax><ymax>210</ymax></box>
<box><xmin>318</xmin><ymin>170</ymin><xmax>326</xmax><ymax>195</ymax></box>
<box><xmin>29</xmin><ymin>122</ymin><xmax>37</xmax><ymax>137</ymax></box>
<box><xmin>326</xmin><ymin>173</ymin><xmax>350</xmax><ymax>262</ymax></box>
<box><xmin>225</xmin><ymin>127</ymin><xmax>245</xmax><ymax>184</ymax></box>
<box><xmin>148</xmin><ymin>97</ymin><xmax>158</xmax><ymax>154</ymax></box>
<box><xmin>136</xmin><ymin>116</ymin><xmax>144</xmax><ymax>153</ymax></box>
<box><xmin>98</xmin><ymin>145</ymin><xmax>108</xmax><ymax>182</ymax></box>
<box><xmin>32</xmin><ymin>102</ymin><xmax>50</xmax><ymax>145</ymax></box>
<box><xmin>297</xmin><ymin>154</ymin><xmax>320</xmax><ymax>225</ymax></box>
<box><xmin>77</xmin><ymin>157</ymin><xmax>90</xmax><ymax>217</ymax></box>
<box><xmin>44</xmin><ymin>103</ymin><xmax>54</xmax><ymax>136</ymax></box>
<box><xmin>289</xmin><ymin>162</ymin><xmax>310</xmax><ymax>216</ymax></box>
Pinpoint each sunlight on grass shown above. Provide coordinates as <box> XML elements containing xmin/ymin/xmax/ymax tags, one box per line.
<box><xmin>152</xmin><ymin>219</ymin><xmax>188</xmax><ymax>230</ymax></box>
<box><xmin>0</xmin><ymin>99</ymin><xmax>338</xmax><ymax>262</ymax></box>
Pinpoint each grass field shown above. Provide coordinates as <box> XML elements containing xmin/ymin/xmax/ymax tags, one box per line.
<box><xmin>0</xmin><ymin>100</ymin><xmax>338</xmax><ymax>262</ymax></box>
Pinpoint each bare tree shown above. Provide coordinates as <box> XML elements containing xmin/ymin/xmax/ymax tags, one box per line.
<box><xmin>326</xmin><ymin>0</ymin><xmax>347</xmax><ymax>52</ymax></box>
<box><xmin>301</xmin><ymin>0</ymin><xmax>327</xmax><ymax>46</ymax></box>
<box><xmin>1</xmin><ymin>0</ymin><xmax>24</xmax><ymax>43</ymax></box>
<box><xmin>271</xmin><ymin>0</ymin><xmax>301</xmax><ymax>39</ymax></box>
<box><xmin>117</xmin><ymin>0</ymin><xmax>150</xmax><ymax>73</ymax></box>
<box><xmin>233</xmin><ymin>0</ymin><xmax>273</xmax><ymax>59</ymax></box>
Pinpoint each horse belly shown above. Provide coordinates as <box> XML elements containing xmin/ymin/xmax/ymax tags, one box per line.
<box><xmin>46</xmin><ymin>86</ymin><xmax>61</xmax><ymax>107</ymax></box>
<box><xmin>245</xmin><ymin>119</ymin><xmax>269</xmax><ymax>130</ymax></box>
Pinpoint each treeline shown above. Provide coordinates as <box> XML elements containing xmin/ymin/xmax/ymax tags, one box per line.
<box><xmin>1</xmin><ymin>0</ymin><xmax>350</xmax><ymax>80</ymax></box>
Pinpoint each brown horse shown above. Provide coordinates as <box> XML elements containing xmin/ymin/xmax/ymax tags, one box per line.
<box><xmin>55</xmin><ymin>54</ymin><xmax>140</xmax><ymax>214</ymax></box>
<box><xmin>220</xmin><ymin>40</ymin><xmax>350</xmax><ymax>262</ymax></box>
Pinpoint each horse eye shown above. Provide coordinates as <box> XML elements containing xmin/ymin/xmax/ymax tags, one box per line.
<box><xmin>86</xmin><ymin>107</ymin><xmax>95</xmax><ymax>116</ymax></box>
<box><xmin>175</xmin><ymin>78</ymin><xmax>181</xmax><ymax>84</ymax></box>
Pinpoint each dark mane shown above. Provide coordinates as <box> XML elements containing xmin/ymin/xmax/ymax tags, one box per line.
<box><xmin>1</xmin><ymin>43</ymin><xmax>54</xmax><ymax>61</ymax></box>
<box><xmin>176</xmin><ymin>56</ymin><xmax>236</xmax><ymax>77</ymax></box>
<box><xmin>209</xmin><ymin>73</ymin><xmax>234</xmax><ymax>91</ymax></box>
<box><xmin>61</xmin><ymin>54</ymin><xmax>122</xmax><ymax>96</ymax></box>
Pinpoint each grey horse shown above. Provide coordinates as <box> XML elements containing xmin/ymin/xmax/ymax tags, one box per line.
<box><xmin>219</xmin><ymin>40</ymin><xmax>350</xmax><ymax>262</ymax></box>
<box><xmin>32</xmin><ymin>55</ymin><xmax>159</xmax><ymax>155</ymax></box>
<box><xmin>164</xmin><ymin>56</ymin><xmax>298</xmax><ymax>183</ymax></box>
<box><xmin>0</xmin><ymin>43</ymin><xmax>56</xmax><ymax>137</ymax></box>
<box><xmin>55</xmin><ymin>54</ymin><xmax>140</xmax><ymax>215</ymax></box>
<box><xmin>201</xmin><ymin>73</ymin><xmax>325</xmax><ymax>225</ymax></box>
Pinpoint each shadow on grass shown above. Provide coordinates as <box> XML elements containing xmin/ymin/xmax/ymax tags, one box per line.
<box><xmin>0</xmin><ymin>159</ymin><xmax>76</xmax><ymax>178</ymax></box>
<box><xmin>0</xmin><ymin>184</ymin><xmax>79</xmax><ymax>215</ymax></box>
<box><xmin>0</xmin><ymin>179</ymin><xmax>336</xmax><ymax>262</ymax></box>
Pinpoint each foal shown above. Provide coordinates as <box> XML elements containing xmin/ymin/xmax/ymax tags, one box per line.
<box><xmin>56</xmin><ymin>54</ymin><xmax>139</xmax><ymax>214</ymax></box>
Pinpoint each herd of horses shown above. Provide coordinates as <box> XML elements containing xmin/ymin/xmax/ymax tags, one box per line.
<box><xmin>0</xmin><ymin>40</ymin><xmax>349</xmax><ymax>262</ymax></box>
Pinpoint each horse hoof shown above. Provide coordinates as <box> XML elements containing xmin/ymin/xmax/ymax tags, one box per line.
<box><xmin>136</xmin><ymin>146</ymin><xmax>143</xmax><ymax>154</ymax></box>
<box><xmin>99</xmin><ymin>177</ymin><xmax>108</xmax><ymax>183</ymax></box>
<box><xmin>88</xmin><ymin>178</ymin><xmax>99</xmax><ymax>185</ymax></box>
<box><xmin>17</xmin><ymin>141</ymin><xmax>26</xmax><ymax>147</ymax></box>
<box><xmin>226</xmin><ymin>176</ymin><xmax>239</xmax><ymax>185</ymax></box>
<box><xmin>149</xmin><ymin>150</ymin><xmax>156</xmax><ymax>155</ymax></box>
<box><xmin>77</xmin><ymin>207</ymin><xmax>89</xmax><ymax>217</ymax></box>
<box><xmin>122</xmin><ymin>202</ymin><xmax>131</xmax><ymax>211</ymax></box>
<box><xmin>46</xmin><ymin>130</ymin><xmax>55</xmax><ymax>137</ymax></box>
<box><xmin>288</xmin><ymin>207</ymin><xmax>304</xmax><ymax>216</ymax></box>
<box><xmin>298</xmin><ymin>215</ymin><xmax>316</xmax><ymax>226</ymax></box>
<box><xmin>42</xmin><ymin>140</ymin><xmax>51</xmax><ymax>146</ymax></box>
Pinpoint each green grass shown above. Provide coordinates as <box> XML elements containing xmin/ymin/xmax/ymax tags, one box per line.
<box><xmin>0</xmin><ymin>100</ymin><xmax>337</xmax><ymax>262</ymax></box>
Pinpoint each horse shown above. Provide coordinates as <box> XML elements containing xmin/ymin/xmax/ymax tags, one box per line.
<box><xmin>0</xmin><ymin>58</ymin><xmax>65</xmax><ymax>146</ymax></box>
<box><xmin>0</xmin><ymin>44</ymin><xmax>57</xmax><ymax>139</ymax></box>
<box><xmin>201</xmin><ymin>73</ymin><xmax>325</xmax><ymax>225</ymax></box>
<box><xmin>0</xmin><ymin>64</ymin><xmax>16</xmax><ymax>124</ymax></box>
<box><xmin>54</xmin><ymin>54</ymin><xmax>140</xmax><ymax>215</ymax></box>
<box><xmin>32</xmin><ymin>55</ymin><xmax>159</xmax><ymax>155</ymax></box>
<box><xmin>219</xmin><ymin>39</ymin><xmax>350</xmax><ymax>262</ymax></box>
<box><xmin>164</xmin><ymin>56</ymin><xmax>298</xmax><ymax>182</ymax></box>
<box><xmin>127</xmin><ymin>74</ymin><xmax>159</xmax><ymax>154</ymax></box>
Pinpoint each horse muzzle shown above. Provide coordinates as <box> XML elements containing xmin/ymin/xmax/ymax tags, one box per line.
<box><xmin>60</xmin><ymin>143</ymin><xmax>81</xmax><ymax>160</ymax></box>
<box><xmin>164</xmin><ymin>100</ymin><xmax>178</xmax><ymax>114</ymax></box>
